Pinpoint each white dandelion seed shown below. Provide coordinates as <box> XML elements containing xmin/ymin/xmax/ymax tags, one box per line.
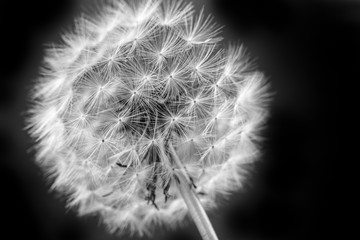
<box><xmin>26</xmin><ymin>0</ymin><xmax>271</xmax><ymax>239</ymax></box>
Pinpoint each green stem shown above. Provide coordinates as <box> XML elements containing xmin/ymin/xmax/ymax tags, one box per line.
<box><xmin>169</xmin><ymin>145</ymin><xmax>219</xmax><ymax>240</ymax></box>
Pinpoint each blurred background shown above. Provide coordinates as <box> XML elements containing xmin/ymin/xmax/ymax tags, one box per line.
<box><xmin>0</xmin><ymin>0</ymin><xmax>345</xmax><ymax>239</ymax></box>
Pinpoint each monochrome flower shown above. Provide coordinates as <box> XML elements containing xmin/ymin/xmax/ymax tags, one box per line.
<box><xmin>27</xmin><ymin>0</ymin><xmax>270</xmax><ymax>237</ymax></box>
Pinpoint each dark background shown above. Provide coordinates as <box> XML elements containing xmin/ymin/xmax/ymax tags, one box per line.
<box><xmin>0</xmin><ymin>0</ymin><xmax>345</xmax><ymax>239</ymax></box>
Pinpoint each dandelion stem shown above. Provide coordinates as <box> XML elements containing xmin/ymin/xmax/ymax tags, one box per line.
<box><xmin>176</xmin><ymin>172</ymin><xmax>219</xmax><ymax>240</ymax></box>
<box><xmin>169</xmin><ymin>145</ymin><xmax>219</xmax><ymax>240</ymax></box>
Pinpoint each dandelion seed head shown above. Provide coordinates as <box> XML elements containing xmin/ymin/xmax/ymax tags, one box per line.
<box><xmin>27</xmin><ymin>0</ymin><xmax>271</xmax><ymax>236</ymax></box>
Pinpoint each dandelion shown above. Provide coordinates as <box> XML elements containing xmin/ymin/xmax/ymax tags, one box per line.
<box><xmin>27</xmin><ymin>0</ymin><xmax>271</xmax><ymax>239</ymax></box>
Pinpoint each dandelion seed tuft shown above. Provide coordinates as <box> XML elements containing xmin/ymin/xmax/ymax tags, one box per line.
<box><xmin>27</xmin><ymin>0</ymin><xmax>271</xmax><ymax>237</ymax></box>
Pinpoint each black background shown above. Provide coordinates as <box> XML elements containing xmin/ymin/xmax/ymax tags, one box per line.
<box><xmin>0</xmin><ymin>0</ymin><xmax>345</xmax><ymax>239</ymax></box>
